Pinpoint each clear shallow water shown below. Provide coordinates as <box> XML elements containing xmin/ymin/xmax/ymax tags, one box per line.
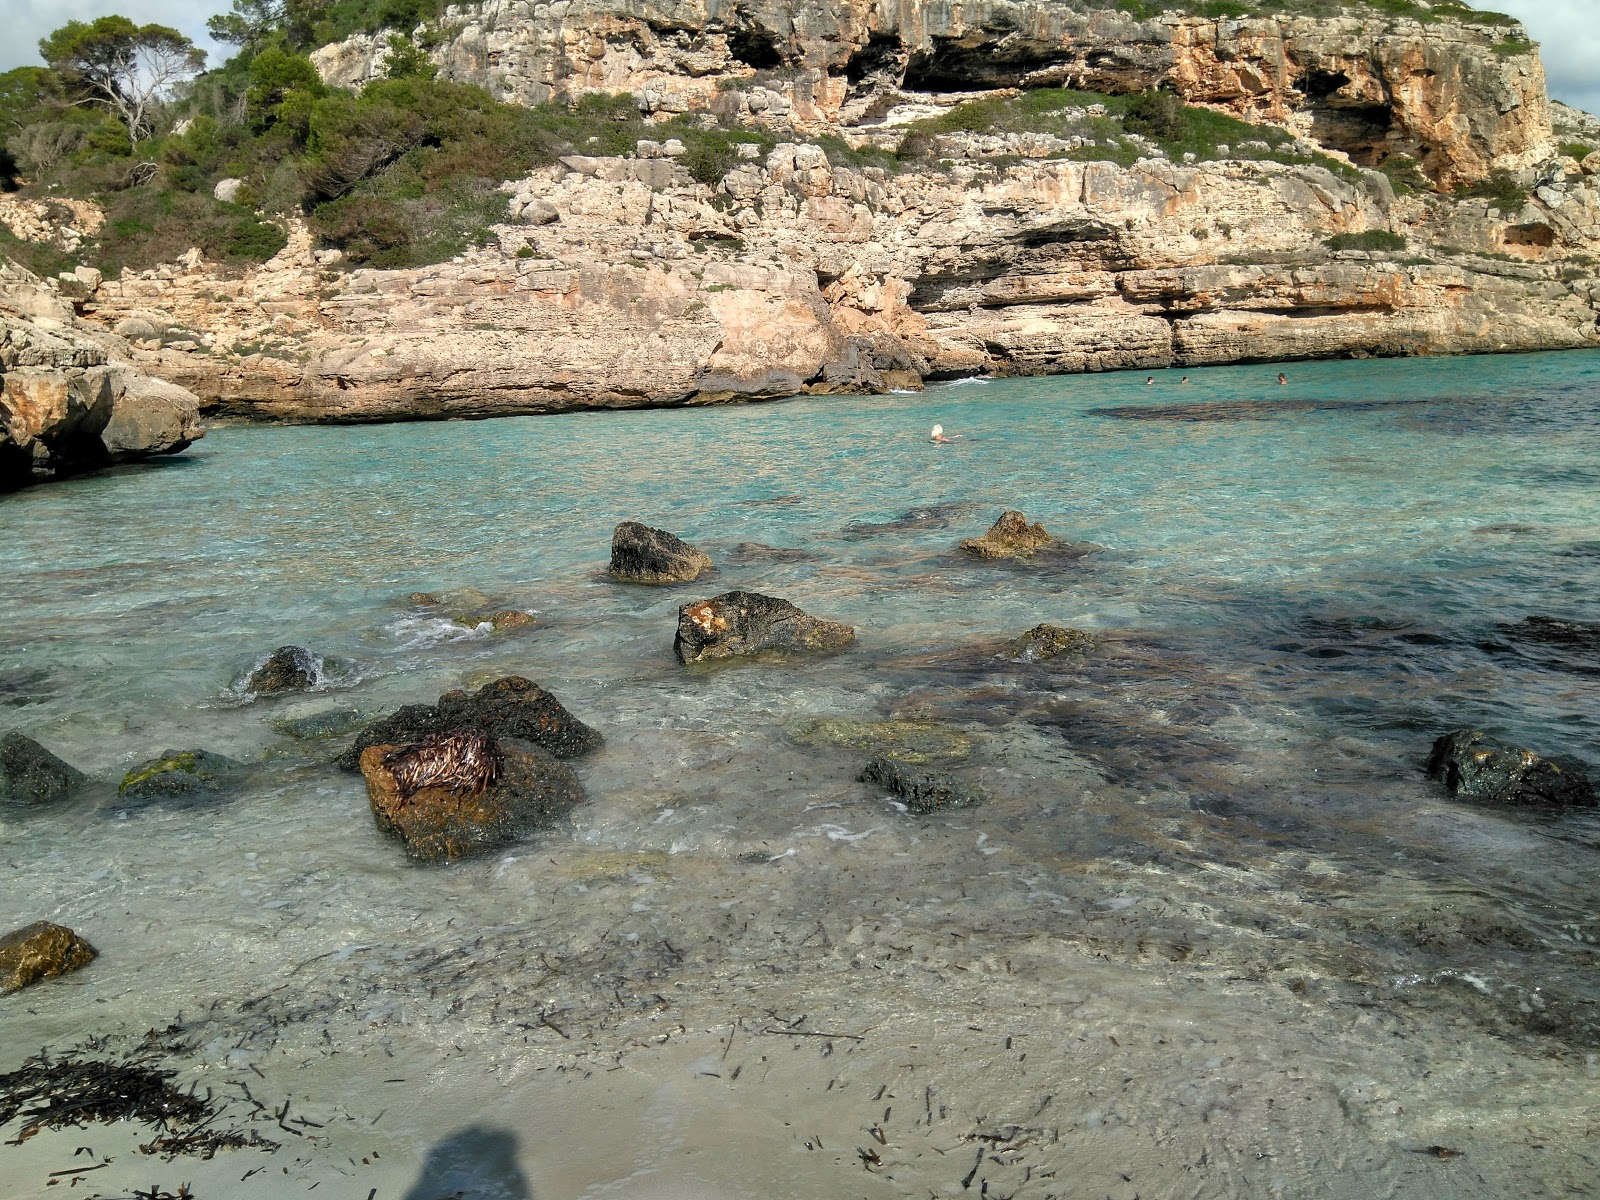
<box><xmin>2</xmin><ymin>351</ymin><xmax>1600</xmax><ymax>1198</ymax></box>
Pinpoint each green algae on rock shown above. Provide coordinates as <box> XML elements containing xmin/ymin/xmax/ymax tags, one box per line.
<box><xmin>118</xmin><ymin>749</ymin><xmax>245</xmax><ymax>801</ymax></box>
<box><xmin>1005</xmin><ymin>624</ymin><xmax>1096</xmax><ymax>662</ymax></box>
<box><xmin>0</xmin><ymin>921</ymin><xmax>97</xmax><ymax>994</ymax></box>
<box><xmin>785</xmin><ymin>717</ymin><xmax>975</xmax><ymax>764</ymax></box>
<box><xmin>0</xmin><ymin>732</ymin><xmax>86</xmax><ymax>804</ymax></box>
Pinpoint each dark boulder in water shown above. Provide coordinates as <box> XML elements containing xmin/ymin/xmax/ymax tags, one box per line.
<box><xmin>1425</xmin><ymin>730</ymin><xmax>1596</xmax><ymax>808</ymax></box>
<box><xmin>610</xmin><ymin>521</ymin><xmax>713</xmax><ymax>585</ymax></box>
<box><xmin>1005</xmin><ymin>624</ymin><xmax>1095</xmax><ymax>662</ymax></box>
<box><xmin>247</xmin><ymin>646</ymin><xmax>321</xmax><ymax>695</ymax></box>
<box><xmin>1499</xmin><ymin>616</ymin><xmax>1600</xmax><ymax>651</ymax></box>
<box><xmin>0</xmin><ymin>921</ymin><xmax>97</xmax><ymax>993</ymax></box>
<box><xmin>674</xmin><ymin>590</ymin><xmax>856</xmax><ymax>664</ymax></box>
<box><xmin>960</xmin><ymin>511</ymin><xmax>1097</xmax><ymax>561</ymax></box>
<box><xmin>118</xmin><ymin>749</ymin><xmax>245</xmax><ymax>802</ymax></box>
<box><xmin>340</xmin><ymin>676</ymin><xmax>602</xmax><ymax>770</ymax></box>
<box><xmin>360</xmin><ymin>732</ymin><xmax>585</xmax><ymax>862</ymax></box>
<box><xmin>859</xmin><ymin>755</ymin><xmax>984</xmax><ymax>814</ymax></box>
<box><xmin>0</xmin><ymin>732</ymin><xmax>86</xmax><ymax>804</ymax></box>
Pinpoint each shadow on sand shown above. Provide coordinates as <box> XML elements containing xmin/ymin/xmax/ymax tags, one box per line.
<box><xmin>402</xmin><ymin>1124</ymin><xmax>532</xmax><ymax>1200</ymax></box>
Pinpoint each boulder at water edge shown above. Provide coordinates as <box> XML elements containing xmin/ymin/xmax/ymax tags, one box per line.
<box><xmin>360</xmin><ymin>732</ymin><xmax>585</xmax><ymax>862</ymax></box>
<box><xmin>0</xmin><ymin>732</ymin><xmax>86</xmax><ymax>804</ymax></box>
<box><xmin>960</xmin><ymin>511</ymin><xmax>1063</xmax><ymax>560</ymax></box>
<box><xmin>860</xmin><ymin>756</ymin><xmax>985</xmax><ymax>815</ymax></box>
<box><xmin>1005</xmin><ymin>624</ymin><xmax>1095</xmax><ymax>661</ymax></box>
<box><xmin>118</xmin><ymin>749</ymin><xmax>245</xmax><ymax>802</ymax></box>
<box><xmin>610</xmin><ymin>522</ymin><xmax>713</xmax><ymax>585</ymax></box>
<box><xmin>1426</xmin><ymin>729</ymin><xmax>1596</xmax><ymax>808</ymax></box>
<box><xmin>674</xmin><ymin>590</ymin><xmax>856</xmax><ymax>664</ymax></box>
<box><xmin>247</xmin><ymin>646</ymin><xmax>322</xmax><ymax>695</ymax></box>
<box><xmin>0</xmin><ymin>921</ymin><xmax>97</xmax><ymax>993</ymax></box>
<box><xmin>340</xmin><ymin>676</ymin><xmax>602</xmax><ymax>769</ymax></box>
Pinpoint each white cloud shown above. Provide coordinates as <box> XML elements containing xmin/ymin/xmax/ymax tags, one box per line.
<box><xmin>2</xmin><ymin>0</ymin><xmax>225</xmax><ymax>73</ymax></box>
<box><xmin>1</xmin><ymin>0</ymin><xmax>1595</xmax><ymax>117</ymax></box>
<box><xmin>1490</xmin><ymin>0</ymin><xmax>1600</xmax><ymax>116</ymax></box>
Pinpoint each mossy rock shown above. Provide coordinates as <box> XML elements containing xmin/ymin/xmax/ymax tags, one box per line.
<box><xmin>0</xmin><ymin>921</ymin><xmax>97</xmax><ymax>994</ymax></box>
<box><xmin>119</xmin><ymin>749</ymin><xmax>244</xmax><ymax>802</ymax></box>
<box><xmin>269</xmin><ymin>706</ymin><xmax>368</xmax><ymax>741</ymax></box>
<box><xmin>785</xmin><ymin>717</ymin><xmax>975</xmax><ymax>764</ymax></box>
<box><xmin>1005</xmin><ymin>624</ymin><xmax>1095</xmax><ymax>662</ymax></box>
<box><xmin>408</xmin><ymin>590</ymin><xmax>534</xmax><ymax>633</ymax></box>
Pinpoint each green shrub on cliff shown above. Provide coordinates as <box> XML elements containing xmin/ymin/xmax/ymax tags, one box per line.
<box><xmin>1325</xmin><ymin>229</ymin><xmax>1407</xmax><ymax>252</ymax></box>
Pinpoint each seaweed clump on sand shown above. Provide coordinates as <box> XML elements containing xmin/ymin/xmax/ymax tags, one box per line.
<box><xmin>0</xmin><ymin>1036</ymin><xmax>279</xmax><ymax>1161</ymax></box>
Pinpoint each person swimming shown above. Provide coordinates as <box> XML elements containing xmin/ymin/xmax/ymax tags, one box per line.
<box><xmin>1146</xmin><ymin>377</ymin><xmax>1155</xmax><ymax>385</ymax></box>
<box><xmin>1277</xmin><ymin>372</ymin><xmax>1288</xmax><ymax>385</ymax></box>
<box><xmin>931</xmin><ymin>424</ymin><xmax>961</xmax><ymax>443</ymax></box>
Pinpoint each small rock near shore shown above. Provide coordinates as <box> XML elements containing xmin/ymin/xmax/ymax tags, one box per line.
<box><xmin>0</xmin><ymin>732</ymin><xmax>86</xmax><ymax>803</ymax></box>
<box><xmin>675</xmin><ymin>590</ymin><xmax>856</xmax><ymax>664</ymax></box>
<box><xmin>960</xmin><ymin>511</ymin><xmax>1063</xmax><ymax>560</ymax></box>
<box><xmin>859</xmin><ymin>755</ymin><xmax>985</xmax><ymax>814</ymax></box>
<box><xmin>360</xmin><ymin>732</ymin><xmax>585</xmax><ymax>862</ymax></box>
<box><xmin>610</xmin><ymin>521</ymin><xmax>713</xmax><ymax>585</ymax></box>
<box><xmin>341</xmin><ymin>676</ymin><xmax>602</xmax><ymax>769</ymax></box>
<box><xmin>247</xmin><ymin>646</ymin><xmax>322</xmax><ymax>695</ymax></box>
<box><xmin>1006</xmin><ymin>624</ymin><xmax>1095</xmax><ymax>661</ymax></box>
<box><xmin>118</xmin><ymin>749</ymin><xmax>245</xmax><ymax>802</ymax></box>
<box><xmin>1426</xmin><ymin>729</ymin><xmax>1596</xmax><ymax>808</ymax></box>
<box><xmin>0</xmin><ymin>921</ymin><xmax>97</xmax><ymax>993</ymax></box>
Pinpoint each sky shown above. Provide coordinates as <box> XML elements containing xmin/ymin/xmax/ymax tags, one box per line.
<box><xmin>1</xmin><ymin>0</ymin><xmax>1596</xmax><ymax>116</ymax></box>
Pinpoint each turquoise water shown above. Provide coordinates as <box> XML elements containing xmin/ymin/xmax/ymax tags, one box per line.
<box><xmin>3</xmin><ymin>351</ymin><xmax>1600</xmax><ymax>1198</ymax></box>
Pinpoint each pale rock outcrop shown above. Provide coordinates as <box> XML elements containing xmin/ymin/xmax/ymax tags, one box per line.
<box><xmin>1</xmin><ymin>260</ymin><xmax>204</xmax><ymax>490</ymax></box>
<box><xmin>317</xmin><ymin>3</ymin><xmax>1550</xmax><ymax>188</ymax></box>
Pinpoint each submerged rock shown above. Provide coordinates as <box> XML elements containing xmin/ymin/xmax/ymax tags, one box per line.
<box><xmin>269</xmin><ymin>706</ymin><xmax>367</xmax><ymax>741</ymax></box>
<box><xmin>786</xmin><ymin>716</ymin><xmax>974</xmax><ymax>764</ymax></box>
<box><xmin>0</xmin><ymin>921</ymin><xmax>97</xmax><ymax>993</ymax></box>
<box><xmin>360</xmin><ymin>732</ymin><xmax>585</xmax><ymax>862</ymax></box>
<box><xmin>727</xmin><ymin>542</ymin><xmax>818</xmax><ymax>564</ymax></box>
<box><xmin>247</xmin><ymin>646</ymin><xmax>322</xmax><ymax>695</ymax></box>
<box><xmin>0</xmin><ymin>732</ymin><xmax>86</xmax><ymax>803</ymax></box>
<box><xmin>610</xmin><ymin>521</ymin><xmax>713</xmax><ymax>585</ymax></box>
<box><xmin>340</xmin><ymin>676</ymin><xmax>602</xmax><ymax>769</ymax></box>
<box><xmin>1498</xmin><ymin>615</ymin><xmax>1600</xmax><ymax>651</ymax></box>
<box><xmin>1426</xmin><ymin>730</ymin><xmax>1596</xmax><ymax>808</ymax></box>
<box><xmin>1005</xmin><ymin>624</ymin><xmax>1095</xmax><ymax>661</ymax></box>
<box><xmin>843</xmin><ymin>502</ymin><xmax>979</xmax><ymax>539</ymax></box>
<box><xmin>959</xmin><ymin>511</ymin><xmax>1062</xmax><ymax>560</ymax></box>
<box><xmin>859</xmin><ymin>756</ymin><xmax>985</xmax><ymax>814</ymax></box>
<box><xmin>407</xmin><ymin>590</ymin><xmax>535</xmax><ymax>633</ymax></box>
<box><xmin>118</xmin><ymin>749</ymin><xmax>245</xmax><ymax>802</ymax></box>
<box><xmin>674</xmin><ymin>590</ymin><xmax>856</xmax><ymax>664</ymax></box>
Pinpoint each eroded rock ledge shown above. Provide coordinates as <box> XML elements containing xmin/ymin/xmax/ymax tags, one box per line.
<box><xmin>70</xmin><ymin>143</ymin><xmax>1600</xmax><ymax>424</ymax></box>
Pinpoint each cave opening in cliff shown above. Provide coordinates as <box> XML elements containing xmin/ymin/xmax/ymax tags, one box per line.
<box><xmin>845</xmin><ymin>34</ymin><xmax>905</xmax><ymax>90</ymax></box>
<box><xmin>1307</xmin><ymin>104</ymin><xmax>1394</xmax><ymax>166</ymax></box>
<box><xmin>903</xmin><ymin>36</ymin><xmax>1055</xmax><ymax>91</ymax></box>
<box><xmin>1302</xmin><ymin>69</ymin><xmax>1352</xmax><ymax>99</ymax></box>
<box><xmin>1504</xmin><ymin>222</ymin><xmax>1556</xmax><ymax>249</ymax></box>
<box><xmin>727</xmin><ymin>28</ymin><xmax>784</xmax><ymax>70</ymax></box>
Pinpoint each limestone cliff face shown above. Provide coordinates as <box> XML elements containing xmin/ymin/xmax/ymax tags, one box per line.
<box><xmin>76</xmin><ymin>137</ymin><xmax>1600</xmax><ymax>423</ymax></box>
<box><xmin>1</xmin><ymin>262</ymin><xmax>204</xmax><ymax>489</ymax></box>
<box><xmin>316</xmin><ymin>2</ymin><xmax>1550</xmax><ymax>188</ymax></box>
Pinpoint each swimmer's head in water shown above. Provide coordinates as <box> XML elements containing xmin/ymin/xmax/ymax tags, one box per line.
<box><xmin>931</xmin><ymin>425</ymin><xmax>943</xmax><ymax>438</ymax></box>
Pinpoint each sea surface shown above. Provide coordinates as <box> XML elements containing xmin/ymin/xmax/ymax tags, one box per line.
<box><xmin>2</xmin><ymin>352</ymin><xmax>1599</xmax><ymax>1199</ymax></box>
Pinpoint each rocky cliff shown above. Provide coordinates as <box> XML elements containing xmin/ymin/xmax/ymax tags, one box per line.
<box><xmin>316</xmin><ymin>2</ymin><xmax>1552</xmax><ymax>188</ymax></box>
<box><xmin>1</xmin><ymin>262</ymin><xmax>204</xmax><ymax>489</ymax></box>
<box><xmin>12</xmin><ymin>2</ymin><xmax>1596</xmax><ymax>423</ymax></box>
